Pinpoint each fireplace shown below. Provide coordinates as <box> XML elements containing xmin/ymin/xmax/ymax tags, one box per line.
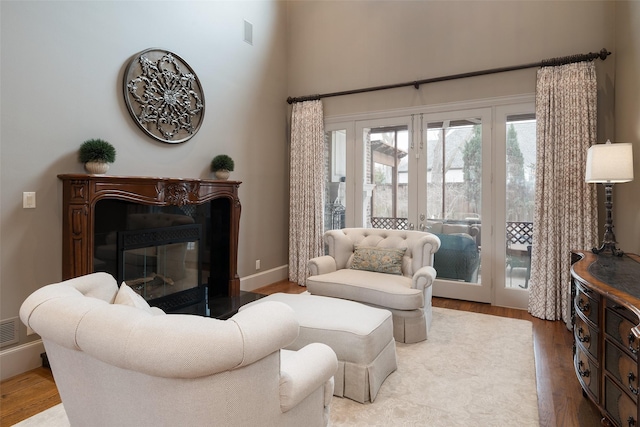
<box><xmin>117</xmin><ymin>223</ymin><xmax>202</xmax><ymax>300</ymax></box>
<box><xmin>58</xmin><ymin>174</ymin><xmax>241</xmax><ymax>313</ymax></box>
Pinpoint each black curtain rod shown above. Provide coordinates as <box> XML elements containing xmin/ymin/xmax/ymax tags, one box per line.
<box><xmin>286</xmin><ymin>48</ymin><xmax>611</xmax><ymax>104</ymax></box>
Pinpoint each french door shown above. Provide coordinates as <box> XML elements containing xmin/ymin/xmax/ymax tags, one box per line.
<box><xmin>323</xmin><ymin>97</ymin><xmax>535</xmax><ymax>308</ymax></box>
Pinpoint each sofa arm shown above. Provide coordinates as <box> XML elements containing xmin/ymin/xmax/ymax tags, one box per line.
<box><xmin>279</xmin><ymin>343</ymin><xmax>338</xmax><ymax>412</ymax></box>
<box><xmin>230</xmin><ymin>301</ymin><xmax>300</xmax><ymax>367</ymax></box>
<box><xmin>412</xmin><ymin>265</ymin><xmax>437</xmax><ymax>291</ymax></box>
<box><xmin>308</xmin><ymin>255</ymin><xmax>337</xmax><ymax>276</ymax></box>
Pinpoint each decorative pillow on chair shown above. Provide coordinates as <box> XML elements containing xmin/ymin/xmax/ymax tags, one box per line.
<box><xmin>350</xmin><ymin>246</ymin><xmax>406</xmax><ymax>275</ymax></box>
<box><xmin>114</xmin><ymin>283</ymin><xmax>165</xmax><ymax>315</ymax></box>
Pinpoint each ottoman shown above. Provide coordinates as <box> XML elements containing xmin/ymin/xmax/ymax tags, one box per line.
<box><xmin>241</xmin><ymin>293</ymin><xmax>397</xmax><ymax>403</ymax></box>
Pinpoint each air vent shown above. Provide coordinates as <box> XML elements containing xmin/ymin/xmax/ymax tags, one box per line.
<box><xmin>244</xmin><ymin>20</ymin><xmax>253</xmax><ymax>45</ymax></box>
<box><xmin>0</xmin><ymin>317</ymin><xmax>19</xmax><ymax>348</ymax></box>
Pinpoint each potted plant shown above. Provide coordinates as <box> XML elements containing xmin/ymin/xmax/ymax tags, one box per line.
<box><xmin>211</xmin><ymin>154</ymin><xmax>235</xmax><ymax>180</ymax></box>
<box><xmin>79</xmin><ymin>139</ymin><xmax>116</xmax><ymax>174</ymax></box>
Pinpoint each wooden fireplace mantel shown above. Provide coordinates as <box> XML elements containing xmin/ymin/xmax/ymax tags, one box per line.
<box><xmin>58</xmin><ymin>174</ymin><xmax>242</xmax><ymax>296</ymax></box>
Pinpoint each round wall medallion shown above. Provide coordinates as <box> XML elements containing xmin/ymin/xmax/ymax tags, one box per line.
<box><xmin>123</xmin><ymin>48</ymin><xmax>205</xmax><ymax>144</ymax></box>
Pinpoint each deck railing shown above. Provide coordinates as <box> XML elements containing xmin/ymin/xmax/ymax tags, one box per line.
<box><xmin>370</xmin><ymin>217</ymin><xmax>533</xmax><ymax>245</ymax></box>
<box><xmin>506</xmin><ymin>221</ymin><xmax>533</xmax><ymax>245</ymax></box>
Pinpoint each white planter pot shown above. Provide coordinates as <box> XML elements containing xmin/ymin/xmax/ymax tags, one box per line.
<box><xmin>85</xmin><ymin>161</ymin><xmax>110</xmax><ymax>174</ymax></box>
<box><xmin>214</xmin><ymin>170</ymin><xmax>230</xmax><ymax>180</ymax></box>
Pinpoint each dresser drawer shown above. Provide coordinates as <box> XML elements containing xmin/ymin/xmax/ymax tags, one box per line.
<box><xmin>607</xmin><ymin>301</ymin><xmax>638</xmax><ymax>323</ymax></box>
<box><xmin>606</xmin><ymin>307</ymin><xmax>640</xmax><ymax>359</ymax></box>
<box><xmin>575</xmin><ymin>281</ymin><xmax>599</xmax><ymax>326</ymax></box>
<box><xmin>575</xmin><ymin>315</ymin><xmax>598</xmax><ymax>359</ymax></box>
<box><xmin>605</xmin><ymin>376</ymin><xmax>638</xmax><ymax>427</ymax></box>
<box><xmin>575</xmin><ymin>345</ymin><xmax>599</xmax><ymax>400</ymax></box>
<box><xmin>605</xmin><ymin>340</ymin><xmax>639</xmax><ymax>402</ymax></box>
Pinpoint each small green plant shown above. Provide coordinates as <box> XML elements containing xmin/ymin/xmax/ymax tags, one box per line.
<box><xmin>79</xmin><ymin>139</ymin><xmax>116</xmax><ymax>163</ymax></box>
<box><xmin>211</xmin><ymin>154</ymin><xmax>235</xmax><ymax>172</ymax></box>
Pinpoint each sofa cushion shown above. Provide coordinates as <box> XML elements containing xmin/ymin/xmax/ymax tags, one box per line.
<box><xmin>350</xmin><ymin>246</ymin><xmax>406</xmax><ymax>275</ymax></box>
<box><xmin>306</xmin><ymin>269</ymin><xmax>423</xmax><ymax>310</ymax></box>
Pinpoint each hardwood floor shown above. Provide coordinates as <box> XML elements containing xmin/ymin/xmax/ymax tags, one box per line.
<box><xmin>0</xmin><ymin>367</ymin><xmax>60</xmax><ymax>426</ymax></box>
<box><xmin>1</xmin><ymin>281</ymin><xmax>602</xmax><ymax>427</ymax></box>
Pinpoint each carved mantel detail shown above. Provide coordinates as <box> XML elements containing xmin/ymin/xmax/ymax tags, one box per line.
<box><xmin>159</xmin><ymin>182</ymin><xmax>200</xmax><ymax>206</ymax></box>
<box><xmin>58</xmin><ymin>174</ymin><xmax>242</xmax><ymax>297</ymax></box>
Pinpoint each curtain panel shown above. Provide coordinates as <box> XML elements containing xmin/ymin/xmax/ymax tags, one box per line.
<box><xmin>528</xmin><ymin>61</ymin><xmax>599</xmax><ymax>326</ymax></box>
<box><xmin>289</xmin><ymin>100</ymin><xmax>325</xmax><ymax>285</ymax></box>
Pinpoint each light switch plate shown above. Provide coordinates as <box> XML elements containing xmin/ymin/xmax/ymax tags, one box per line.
<box><xmin>23</xmin><ymin>192</ymin><xmax>36</xmax><ymax>208</ymax></box>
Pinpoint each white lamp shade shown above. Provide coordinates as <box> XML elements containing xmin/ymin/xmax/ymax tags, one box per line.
<box><xmin>585</xmin><ymin>141</ymin><xmax>634</xmax><ymax>183</ymax></box>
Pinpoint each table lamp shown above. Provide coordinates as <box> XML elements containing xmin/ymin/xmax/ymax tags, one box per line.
<box><xmin>585</xmin><ymin>140</ymin><xmax>634</xmax><ymax>256</ymax></box>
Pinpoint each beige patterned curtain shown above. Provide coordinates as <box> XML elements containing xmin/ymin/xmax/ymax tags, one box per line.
<box><xmin>528</xmin><ymin>61</ymin><xmax>599</xmax><ymax>326</ymax></box>
<box><xmin>289</xmin><ymin>100</ymin><xmax>325</xmax><ymax>285</ymax></box>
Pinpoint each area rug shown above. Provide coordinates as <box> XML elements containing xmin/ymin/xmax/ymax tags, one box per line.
<box><xmin>330</xmin><ymin>307</ymin><xmax>539</xmax><ymax>426</ymax></box>
<box><xmin>15</xmin><ymin>307</ymin><xmax>538</xmax><ymax>427</ymax></box>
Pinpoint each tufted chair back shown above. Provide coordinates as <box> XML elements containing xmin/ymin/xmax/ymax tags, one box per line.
<box><xmin>324</xmin><ymin>228</ymin><xmax>441</xmax><ymax>277</ymax></box>
<box><xmin>19</xmin><ymin>272</ymin><xmax>337</xmax><ymax>427</ymax></box>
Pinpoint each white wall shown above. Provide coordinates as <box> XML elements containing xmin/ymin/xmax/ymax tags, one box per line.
<box><xmin>287</xmin><ymin>1</ymin><xmax>615</xmax><ymax>117</ymax></box>
<box><xmin>0</xmin><ymin>0</ymin><xmax>290</xmax><ymax>378</ymax></box>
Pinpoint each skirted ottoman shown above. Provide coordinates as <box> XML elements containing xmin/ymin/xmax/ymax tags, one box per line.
<box><xmin>241</xmin><ymin>293</ymin><xmax>397</xmax><ymax>403</ymax></box>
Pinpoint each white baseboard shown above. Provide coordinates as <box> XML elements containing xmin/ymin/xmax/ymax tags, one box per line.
<box><xmin>0</xmin><ymin>339</ymin><xmax>45</xmax><ymax>381</ymax></box>
<box><xmin>240</xmin><ymin>265</ymin><xmax>289</xmax><ymax>292</ymax></box>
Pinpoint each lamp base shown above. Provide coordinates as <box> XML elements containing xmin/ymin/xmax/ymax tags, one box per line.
<box><xmin>592</xmin><ymin>183</ymin><xmax>625</xmax><ymax>257</ymax></box>
<box><xmin>592</xmin><ymin>241</ymin><xmax>624</xmax><ymax>257</ymax></box>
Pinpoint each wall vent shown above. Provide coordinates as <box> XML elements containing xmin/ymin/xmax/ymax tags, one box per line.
<box><xmin>0</xmin><ymin>317</ymin><xmax>20</xmax><ymax>348</ymax></box>
<box><xmin>244</xmin><ymin>20</ymin><xmax>253</xmax><ymax>45</ymax></box>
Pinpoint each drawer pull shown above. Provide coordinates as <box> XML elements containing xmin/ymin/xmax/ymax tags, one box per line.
<box><xmin>629</xmin><ymin>372</ymin><xmax>639</xmax><ymax>395</ymax></box>
<box><xmin>629</xmin><ymin>416</ymin><xmax>636</xmax><ymax>427</ymax></box>
<box><xmin>577</xmin><ymin>298</ymin><xmax>590</xmax><ymax>313</ymax></box>
<box><xmin>578</xmin><ymin>360</ymin><xmax>590</xmax><ymax>377</ymax></box>
<box><xmin>628</xmin><ymin>333</ymin><xmax>640</xmax><ymax>354</ymax></box>
<box><xmin>577</xmin><ymin>327</ymin><xmax>590</xmax><ymax>343</ymax></box>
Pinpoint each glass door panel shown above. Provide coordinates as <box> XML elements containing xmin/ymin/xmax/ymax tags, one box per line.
<box><xmin>419</xmin><ymin>109</ymin><xmax>492</xmax><ymax>303</ymax></box>
<box><xmin>369</xmin><ymin>126</ymin><xmax>409</xmax><ymax>229</ymax></box>
<box><xmin>324</xmin><ymin>129</ymin><xmax>347</xmax><ymax>232</ymax></box>
<box><xmin>425</xmin><ymin>119</ymin><xmax>482</xmax><ymax>281</ymax></box>
<box><xmin>504</xmin><ymin>115</ymin><xmax>536</xmax><ymax>290</ymax></box>
<box><xmin>494</xmin><ymin>105</ymin><xmax>535</xmax><ymax>309</ymax></box>
<box><xmin>356</xmin><ymin>116</ymin><xmax>414</xmax><ymax>229</ymax></box>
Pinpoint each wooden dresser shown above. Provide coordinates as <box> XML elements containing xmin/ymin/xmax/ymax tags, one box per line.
<box><xmin>571</xmin><ymin>251</ymin><xmax>640</xmax><ymax>427</ymax></box>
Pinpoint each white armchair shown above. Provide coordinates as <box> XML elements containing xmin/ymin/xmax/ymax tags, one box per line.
<box><xmin>20</xmin><ymin>273</ymin><xmax>337</xmax><ymax>427</ymax></box>
<box><xmin>307</xmin><ymin>228</ymin><xmax>440</xmax><ymax>343</ymax></box>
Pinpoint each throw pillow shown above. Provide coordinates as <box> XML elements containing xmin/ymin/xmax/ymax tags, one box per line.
<box><xmin>114</xmin><ymin>282</ymin><xmax>154</xmax><ymax>311</ymax></box>
<box><xmin>350</xmin><ymin>246</ymin><xmax>406</xmax><ymax>275</ymax></box>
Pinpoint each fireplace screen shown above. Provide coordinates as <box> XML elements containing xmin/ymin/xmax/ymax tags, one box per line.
<box><xmin>118</xmin><ymin>223</ymin><xmax>202</xmax><ymax>308</ymax></box>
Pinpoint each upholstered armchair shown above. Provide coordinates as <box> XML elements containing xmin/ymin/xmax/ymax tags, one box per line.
<box><xmin>306</xmin><ymin>228</ymin><xmax>440</xmax><ymax>344</ymax></box>
<box><xmin>432</xmin><ymin>233</ymin><xmax>480</xmax><ymax>283</ymax></box>
<box><xmin>20</xmin><ymin>273</ymin><xmax>337</xmax><ymax>427</ymax></box>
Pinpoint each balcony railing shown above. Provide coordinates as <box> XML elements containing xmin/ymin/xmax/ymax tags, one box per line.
<box><xmin>370</xmin><ymin>217</ymin><xmax>408</xmax><ymax>230</ymax></box>
<box><xmin>506</xmin><ymin>221</ymin><xmax>533</xmax><ymax>245</ymax></box>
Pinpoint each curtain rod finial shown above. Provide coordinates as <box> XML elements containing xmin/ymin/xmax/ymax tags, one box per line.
<box><xmin>599</xmin><ymin>49</ymin><xmax>611</xmax><ymax>60</ymax></box>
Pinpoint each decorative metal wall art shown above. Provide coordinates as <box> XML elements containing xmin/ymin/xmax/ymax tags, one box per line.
<box><xmin>123</xmin><ymin>48</ymin><xmax>205</xmax><ymax>144</ymax></box>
